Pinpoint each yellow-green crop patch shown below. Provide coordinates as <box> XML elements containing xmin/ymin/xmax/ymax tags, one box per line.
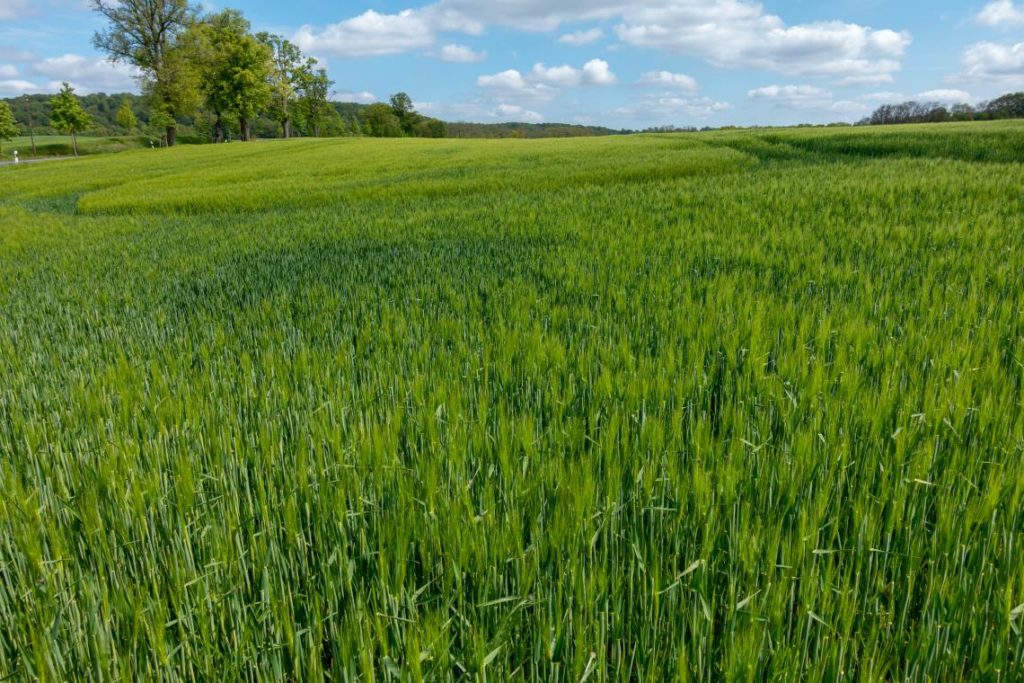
<box><xmin>1</xmin><ymin>123</ymin><xmax>1023</xmax><ymax>680</ymax></box>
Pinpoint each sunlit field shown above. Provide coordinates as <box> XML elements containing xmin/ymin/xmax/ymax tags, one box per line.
<box><xmin>1</xmin><ymin>122</ymin><xmax>1023</xmax><ymax>680</ymax></box>
<box><xmin>0</xmin><ymin>135</ymin><xmax>159</xmax><ymax>161</ymax></box>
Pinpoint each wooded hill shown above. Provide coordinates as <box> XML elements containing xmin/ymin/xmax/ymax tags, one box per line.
<box><xmin>2</xmin><ymin>93</ymin><xmax>636</xmax><ymax>140</ymax></box>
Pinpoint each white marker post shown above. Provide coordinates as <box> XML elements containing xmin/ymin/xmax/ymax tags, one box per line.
<box><xmin>13</xmin><ymin>151</ymin><xmax>18</xmax><ymax>165</ymax></box>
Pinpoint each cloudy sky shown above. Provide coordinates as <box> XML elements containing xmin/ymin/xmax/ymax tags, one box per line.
<box><xmin>1</xmin><ymin>0</ymin><xmax>1023</xmax><ymax>127</ymax></box>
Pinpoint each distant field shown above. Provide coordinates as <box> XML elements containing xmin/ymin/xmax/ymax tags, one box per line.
<box><xmin>1</xmin><ymin>122</ymin><xmax>1023</xmax><ymax>680</ymax></box>
<box><xmin>0</xmin><ymin>135</ymin><xmax>162</xmax><ymax>161</ymax></box>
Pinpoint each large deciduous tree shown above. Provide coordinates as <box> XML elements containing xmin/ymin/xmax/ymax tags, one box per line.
<box><xmin>91</xmin><ymin>0</ymin><xmax>197</xmax><ymax>146</ymax></box>
<box><xmin>183</xmin><ymin>10</ymin><xmax>271</xmax><ymax>142</ymax></box>
<box><xmin>257</xmin><ymin>33</ymin><xmax>310</xmax><ymax>139</ymax></box>
<box><xmin>49</xmin><ymin>83</ymin><xmax>92</xmax><ymax>157</ymax></box>
<box><xmin>295</xmin><ymin>67</ymin><xmax>333</xmax><ymax>138</ymax></box>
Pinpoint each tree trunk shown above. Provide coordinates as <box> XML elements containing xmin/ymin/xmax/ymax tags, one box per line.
<box><xmin>240</xmin><ymin>118</ymin><xmax>251</xmax><ymax>142</ymax></box>
<box><xmin>283</xmin><ymin>118</ymin><xmax>291</xmax><ymax>139</ymax></box>
<box><xmin>214</xmin><ymin>115</ymin><xmax>224</xmax><ymax>144</ymax></box>
<box><xmin>72</xmin><ymin>130</ymin><xmax>79</xmax><ymax>157</ymax></box>
<box><xmin>166</xmin><ymin>125</ymin><xmax>177</xmax><ymax>148</ymax></box>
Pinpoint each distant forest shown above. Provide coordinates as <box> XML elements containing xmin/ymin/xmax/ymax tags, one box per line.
<box><xmin>862</xmin><ymin>92</ymin><xmax>1024</xmax><ymax>126</ymax></box>
<box><xmin>2</xmin><ymin>92</ymin><xmax>637</xmax><ymax>141</ymax></box>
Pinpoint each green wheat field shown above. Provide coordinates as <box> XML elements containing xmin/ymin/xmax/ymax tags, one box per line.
<box><xmin>1</xmin><ymin>122</ymin><xmax>1023</xmax><ymax>680</ymax></box>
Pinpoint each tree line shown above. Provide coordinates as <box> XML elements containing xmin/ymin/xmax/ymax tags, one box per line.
<box><xmin>863</xmin><ymin>92</ymin><xmax>1024</xmax><ymax>126</ymax></box>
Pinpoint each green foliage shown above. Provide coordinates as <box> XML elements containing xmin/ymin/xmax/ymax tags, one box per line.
<box><xmin>0</xmin><ymin>101</ymin><xmax>17</xmax><ymax>156</ymax></box>
<box><xmin>361</xmin><ymin>102</ymin><xmax>404</xmax><ymax>137</ymax></box>
<box><xmin>360</xmin><ymin>94</ymin><xmax>446</xmax><ymax>138</ymax></box>
<box><xmin>1</xmin><ymin>122</ymin><xmax>1023</xmax><ymax>679</ymax></box>
<box><xmin>115</xmin><ymin>99</ymin><xmax>137</xmax><ymax>133</ymax></box>
<box><xmin>49</xmin><ymin>83</ymin><xmax>92</xmax><ymax>155</ymax></box>
<box><xmin>183</xmin><ymin>10</ymin><xmax>272</xmax><ymax>141</ymax></box>
<box><xmin>258</xmin><ymin>33</ymin><xmax>315</xmax><ymax>138</ymax></box>
<box><xmin>91</xmin><ymin>0</ymin><xmax>196</xmax><ymax>144</ymax></box>
<box><xmin>294</xmin><ymin>67</ymin><xmax>333</xmax><ymax>137</ymax></box>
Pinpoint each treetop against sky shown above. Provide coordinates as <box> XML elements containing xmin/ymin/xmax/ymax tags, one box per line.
<box><xmin>1</xmin><ymin>0</ymin><xmax>1023</xmax><ymax>127</ymax></box>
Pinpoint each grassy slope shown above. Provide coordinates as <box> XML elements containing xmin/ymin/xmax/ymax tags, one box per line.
<box><xmin>1</xmin><ymin>122</ymin><xmax>1023</xmax><ymax>680</ymax></box>
<box><xmin>0</xmin><ymin>135</ymin><xmax>162</xmax><ymax>161</ymax></box>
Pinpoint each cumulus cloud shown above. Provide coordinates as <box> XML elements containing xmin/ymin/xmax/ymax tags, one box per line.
<box><xmin>916</xmin><ymin>89</ymin><xmax>974</xmax><ymax>103</ymax></box>
<box><xmin>479</xmin><ymin>59</ymin><xmax>616</xmax><ymax>100</ymax></box>
<box><xmin>531</xmin><ymin>63</ymin><xmax>584</xmax><ymax>86</ymax></box>
<box><xmin>582</xmin><ymin>58</ymin><xmax>617</xmax><ymax>84</ymax></box>
<box><xmin>295</xmin><ymin>9</ymin><xmax>445</xmax><ymax>57</ymax></box>
<box><xmin>748</xmin><ymin>84</ymin><xmax>833</xmax><ymax>108</ymax></box>
<box><xmin>962</xmin><ymin>41</ymin><xmax>1024</xmax><ymax>85</ymax></box>
<box><xmin>494</xmin><ymin>103</ymin><xmax>544</xmax><ymax>122</ymax></box>
<box><xmin>0</xmin><ymin>64</ymin><xmax>17</xmax><ymax>79</ymax></box>
<box><xmin>748</xmin><ymin>84</ymin><xmax>868</xmax><ymax>115</ymax></box>
<box><xmin>614</xmin><ymin>94</ymin><xmax>730</xmax><ymax>120</ymax></box>
<box><xmin>977</xmin><ymin>0</ymin><xmax>1024</xmax><ymax>27</ymax></box>
<box><xmin>0</xmin><ymin>78</ymin><xmax>43</xmax><ymax>96</ymax></box>
<box><xmin>33</xmin><ymin>54</ymin><xmax>139</xmax><ymax>93</ymax></box>
<box><xmin>638</xmin><ymin>70</ymin><xmax>699</xmax><ymax>91</ymax></box>
<box><xmin>300</xmin><ymin>1</ymin><xmax>910</xmax><ymax>83</ymax></box>
<box><xmin>559</xmin><ymin>28</ymin><xmax>605</xmax><ymax>46</ymax></box>
<box><xmin>439</xmin><ymin>43</ymin><xmax>486</xmax><ymax>62</ymax></box>
<box><xmin>618</xmin><ymin>15</ymin><xmax>909</xmax><ymax>83</ymax></box>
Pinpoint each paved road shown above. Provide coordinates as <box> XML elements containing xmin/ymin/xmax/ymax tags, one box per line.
<box><xmin>0</xmin><ymin>156</ymin><xmax>74</xmax><ymax>168</ymax></box>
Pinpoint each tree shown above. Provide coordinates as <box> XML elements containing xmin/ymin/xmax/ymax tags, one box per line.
<box><xmin>257</xmin><ymin>33</ymin><xmax>309</xmax><ymax>139</ymax></box>
<box><xmin>389</xmin><ymin>92</ymin><xmax>415</xmax><ymax>135</ymax></box>
<box><xmin>116</xmin><ymin>99</ymin><xmax>137</xmax><ymax>134</ymax></box>
<box><xmin>983</xmin><ymin>92</ymin><xmax>1024</xmax><ymax>119</ymax></box>
<box><xmin>362</xmin><ymin>103</ymin><xmax>403</xmax><ymax>137</ymax></box>
<box><xmin>0</xmin><ymin>101</ymin><xmax>17</xmax><ymax>159</ymax></box>
<box><xmin>294</xmin><ymin>66</ymin><xmax>333</xmax><ymax>137</ymax></box>
<box><xmin>91</xmin><ymin>0</ymin><xmax>196</xmax><ymax>146</ymax></box>
<box><xmin>50</xmin><ymin>83</ymin><xmax>92</xmax><ymax>156</ymax></box>
<box><xmin>226</xmin><ymin>32</ymin><xmax>272</xmax><ymax>141</ymax></box>
<box><xmin>182</xmin><ymin>10</ymin><xmax>271</xmax><ymax>142</ymax></box>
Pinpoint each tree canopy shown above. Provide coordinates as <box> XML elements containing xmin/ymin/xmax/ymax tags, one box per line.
<box><xmin>0</xmin><ymin>101</ymin><xmax>18</xmax><ymax>158</ymax></box>
<box><xmin>50</xmin><ymin>83</ymin><xmax>92</xmax><ymax>156</ymax></box>
<box><xmin>91</xmin><ymin>0</ymin><xmax>197</xmax><ymax>145</ymax></box>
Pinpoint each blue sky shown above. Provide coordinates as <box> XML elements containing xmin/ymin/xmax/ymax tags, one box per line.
<box><xmin>1</xmin><ymin>0</ymin><xmax>1023</xmax><ymax>127</ymax></box>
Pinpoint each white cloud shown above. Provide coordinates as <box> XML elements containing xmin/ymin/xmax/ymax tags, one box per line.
<box><xmin>748</xmin><ymin>84</ymin><xmax>833</xmax><ymax>108</ymax></box>
<box><xmin>33</xmin><ymin>54</ymin><xmax>139</xmax><ymax>93</ymax></box>
<box><xmin>294</xmin><ymin>9</ymin><xmax>440</xmax><ymax>57</ymax></box>
<box><xmin>916</xmin><ymin>89</ymin><xmax>973</xmax><ymax>104</ymax></box>
<box><xmin>334</xmin><ymin>90</ymin><xmax>377</xmax><ymax>103</ymax></box>
<box><xmin>531</xmin><ymin>63</ymin><xmax>583</xmax><ymax>86</ymax></box>
<box><xmin>0</xmin><ymin>64</ymin><xmax>17</xmax><ymax>79</ymax></box>
<box><xmin>638</xmin><ymin>70</ymin><xmax>699</xmax><ymax>91</ymax></box>
<box><xmin>977</xmin><ymin>0</ymin><xmax>1024</xmax><ymax>27</ymax></box>
<box><xmin>478</xmin><ymin>68</ymin><xmax>531</xmax><ymax>90</ymax></box>
<box><xmin>962</xmin><ymin>41</ymin><xmax>1024</xmax><ymax>85</ymax></box>
<box><xmin>494</xmin><ymin>103</ymin><xmax>544</xmax><ymax>122</ymax></box>
<box><xmin>303</xmin><ymin>1</ymin><xmax>909</xmax><ymax>83</ymax></box>
<box><xmin>614</xmin><ymin>94</ymin><xmax>731</xmax><ymax>120</ymax></box>
<box><xmin>582</xmin><ymin>58</ymin><xmax>617</xmax><ymax>84</ymax></box>
<box><xmin>617</xmin><ymin>15</ymin><xmax>910</xmax><ymax>83</ymax></box>
<box><xmin>747</xmin><ymin>83</ymin><xmax>869</xmax><ymax>117</ymax></box>
<box><xmin>0</xmin><ymin>78</ymin><xmax>44</xmax><ymax>96</ymax></box>
<box><xmin>439</xmin><ymin>43</ymin><xmax>486</xmax><ymax>62</ymax></box>
<box><xmin>479</xmin><ymin>59</ymin><xmax>616</xmax><ymax>100</ymax></box>
<box><xmin>559</xmin><ymin>28</ymin><xmax>605</xmax><ymax>46</ymax></box>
